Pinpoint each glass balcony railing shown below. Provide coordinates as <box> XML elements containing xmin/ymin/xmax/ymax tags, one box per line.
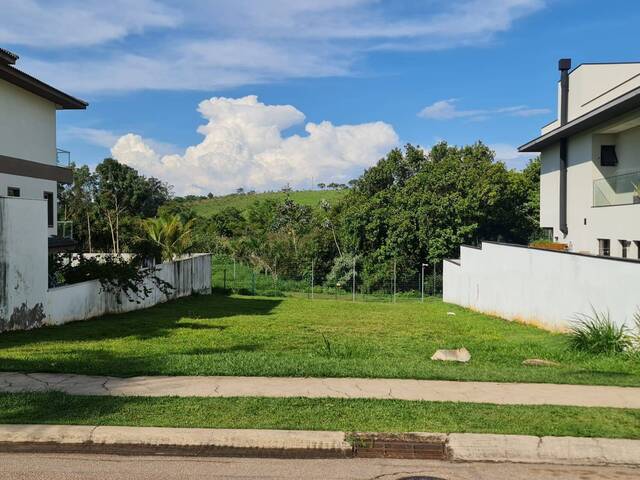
<box><xmin>593</xmin><ymin>170</ymin><xmax>640</xmax><ymax>207</ymax></box>
<box><xmin>56</xmin><ymin>148</ymin><xmax>71</xmax><ymax>167</ymax></box>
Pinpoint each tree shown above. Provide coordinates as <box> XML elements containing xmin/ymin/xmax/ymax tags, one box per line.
<box><xmin>317</xmin><ymin>183</ymin><xmax>326</xmax><ymax>190</ymax></box>
<box><xmin>143</xmin><ymin>215</ymin><xmax>195</xmax><ymax>262</ymax></box>
<box><xmin>58</xmin><ymin>164</ymin><xmax>97</xmax><ymax>252</ymax></box>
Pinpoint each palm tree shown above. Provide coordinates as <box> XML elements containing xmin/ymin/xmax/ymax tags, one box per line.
<box><xmin>143</xmin><ymin>215</ymin><xmax>195</xmax><ymax>262</ymax></box>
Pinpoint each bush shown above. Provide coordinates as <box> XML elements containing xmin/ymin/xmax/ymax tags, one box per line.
<box><xmin>568</xmin><ymin>309</ymin><xmax>631</xmax><ymax>354</ymax></box>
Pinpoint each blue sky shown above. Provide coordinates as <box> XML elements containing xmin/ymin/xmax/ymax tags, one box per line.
<box><xmin>3</xmin><ymin>0</ymin><xmax>640</xmax><ymax>195</ymax></box>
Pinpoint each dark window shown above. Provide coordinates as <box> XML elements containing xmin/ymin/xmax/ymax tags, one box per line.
<box><xmin>541</xmin><ymin>227</ymin><xmax>553</xmax><ymax>241</ymax></box>
<box><xmin>7</xmin><ymin>187</ymin><xmax>20</xmax><ymax>197</ymax></box>
<box><xmin>635</xmin><ymin>241</ymin><xmax>640</xmax><ymax>260</ymax></box>
<box><xmin>43</xmin><ymin>191</ymin><xmax>54</xmax><ymax>228</ymax></box>
<box><xmin>598</xmin><ymin>239</ymin><xmax>611</xmax><ymax>257</ymax></box>
<box><xmin>600</xmin><ymin>145</ymin><xmax>618</xmax><ymax>166</ymax></box>
<box><xmin>620</xmin><ymin>240</ymin><xmax>631</xmax><ymax>259</ymax></box>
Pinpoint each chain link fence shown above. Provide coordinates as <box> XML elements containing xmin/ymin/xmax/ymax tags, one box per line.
<box><xmin>211</xmin><ymin>255</ymin><xmax>442</xmax><ymax>302</ymax></box>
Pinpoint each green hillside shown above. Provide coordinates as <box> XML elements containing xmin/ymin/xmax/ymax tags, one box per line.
<box><xmin>188</xmin><ymin>189</ymin><xmax>347</xmax><ymax>217</ymax></box>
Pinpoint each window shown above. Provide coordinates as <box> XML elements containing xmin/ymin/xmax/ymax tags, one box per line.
<box><xmin>600</xmin><ymin>145</ymin><xmax>618</xmax><ymax>166</ymax></box>
<box><xmin>541</xmin><ymin>227</ymin><xmax>553</xmax><ymax>241</ymax></box>
<box><xmin>7</xmin><ymin>187</ymin><xmax>20</xmax><ymax>197</ymax></box>
<box><xmin>43</xmin><ymin>191</ymin><xmax>54</xmax><ymax>228</ymax></box>
<box><xmin>620</xmin><ymin>240</ymin><xmax>631</xmax><ymax>259</ymax></box>
<box><xmin>635</xmin><ymin>241</ymin><xmax>640</xmax><ymax>260</ymax></box>
<box><xmin>598</xmin><ymin>239</ymin><xmax>610</xmax><ymax>257</ymax></box>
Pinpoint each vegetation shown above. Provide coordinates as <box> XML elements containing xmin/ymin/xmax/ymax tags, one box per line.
<box><xmin>61</xmin><ymin>143</ymin><xmax>540</xmax><ymax>295</ymax></box>
<box><xmin>1</xmin><ymin>392</ymin><xmax>638</xmax><ymax>439</ymax></box>
<box><xmin>0</xmin><ymin>294</ymin><xmax>637</xmax><ymax>386</ymax></box>
<box><xmin>569</xmin><ymin>309</ymin><xmax>632</xmax><ymax>354</ymax></box>
<box><xmin>143</xmin><ymin>215</ymin><xmax>195</xmax><ymax>262</ymax></box>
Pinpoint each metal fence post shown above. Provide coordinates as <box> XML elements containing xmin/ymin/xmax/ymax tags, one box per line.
<box><xmin>252</xmin><ymin>271</ymin><xmax>256</xmax><ymax>295</ymax></box>
<box><xmin>393</xmin><ymin>259</ymin><xmax>397</xmax><ymax>304</ymax></box>
<box><xmin>223</xmin><ymin>269</ymin><xmax>227</xmax><ymax>290</ymax></box>
<box><xmin>311</xmin><ymin>259</ymin><xmax>315</xmax><ymax>300</ymax></box>
<box><xmin>421</xmin><ymin>263</ymin><xmax>426</xmax><ymax>302</ymax></box>
<box><xmin>352</xmin><ymin>257</ymin><xmax>356</xmax><ymax>302</ymax></box>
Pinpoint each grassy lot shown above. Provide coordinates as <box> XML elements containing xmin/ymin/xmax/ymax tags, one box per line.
<box><xmin>1</xmin><ymin>392</ymin><xmax>638</xmax><ymax>439</ymax></box>
<box><xmin>0</xmin><ymin>294</ymin><xmax>638</xmax><ymax>385</ymax></box>
<box><xmin>189</xmin><ymin>189</ymin><xmax>346</xmax><ymax>217</ymax></box>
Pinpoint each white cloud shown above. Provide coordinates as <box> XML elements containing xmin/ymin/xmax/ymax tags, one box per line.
<box><xmin>61</xmin><ymin>127</ymin><xmax>121</xmax><ymax>149</ymax></box>
<box><xmin>110</xmin><ymin>95</ymin><xmax>398</xmax><ymax>195</ymax></box>
<box><xmin>0</xmin><ymin>0</ymin><xmax>179</xmax><ymax>48</ymax></box>
<box><xmin>418</xmin><ymin>99</ymin><xmax>550</xmax><ymax>121</ymax></box>
<box><xmin>5</xmin><ymin>0</ymin><xmax>545</xmax><ymax>93</ymax></box>
<box><xmin>490</xmin><ymin>143</ymin><xmax>535</xmax><ymax>170</ymax></box>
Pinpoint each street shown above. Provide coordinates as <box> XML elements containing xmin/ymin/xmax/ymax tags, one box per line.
<box><xmin>0</xmin><ymin>454</ymin><xmax>638</xmax><ymax>480</ymax></box>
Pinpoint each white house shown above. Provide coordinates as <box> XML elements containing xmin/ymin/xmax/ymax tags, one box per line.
<box><xmin>0</xmin><ymin>47</ymin><xmax>87</xmax><ymax>245</ymax></box>
<box><xmin>443</xmin><ymin>58</ymin><xmax>640</xmax><ymax>329</ymax></box>
<box><xmin>519</xmin><ymin>58</ymin><xmax>640</xmax><ymax>258</ymax></box>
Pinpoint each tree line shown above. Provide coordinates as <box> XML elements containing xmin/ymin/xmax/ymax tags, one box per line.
<box><xmin>60</xmin><ymin>142</ymin><xmax>540</xmax><ymax>288</ymax></box>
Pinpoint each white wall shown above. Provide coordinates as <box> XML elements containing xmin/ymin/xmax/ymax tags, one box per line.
<box><xmin>0</xmin><ymin>197</ymin><xmax>48</xmax><ymax>331</ymax></box>
<box><xmin>0</xmin><ymin>79</ymin><xmax>57</xmax><ymax>165</ymax></box>
<box><xmin>539</xmin><ymin>120</ymin><xmax>640</xmax><ymax>255</ymax></box>
<box><xmin>443</xmin><ymin>242</ymin><xmax>640</xmax><ymax>330</ymax></box>
<box><xmin>0</xmin><ymin>173</ymin><xmax>58</xmax><ymax>236</ymax></box>
<box><xmin>46</xmin><ymin>254</ymin><xmax>212</xmax><ymax>325</ymax></box>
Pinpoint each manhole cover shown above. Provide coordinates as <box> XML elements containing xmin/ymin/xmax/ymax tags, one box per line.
<box><xmin>398</xmin><ymin>477</ymin><xmax>448</xmax><ymax>480</ymax></box>
<box><xmin>398</xmin><ymin>477</ymin><xmax>447</xmax><ymax>480</ymax></box>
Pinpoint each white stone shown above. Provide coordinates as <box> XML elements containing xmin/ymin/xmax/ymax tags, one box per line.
<box><xmin>431</xmin><ymin>348</ymin><xmax>470</xmax><ymax>362</ymax></box>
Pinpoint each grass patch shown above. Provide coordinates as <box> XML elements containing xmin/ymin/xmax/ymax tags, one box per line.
<box><xmin>0</xmin><ymin>392</ymin><xmax>638</xmax><ymax>439</ymax></box>
<box><xmin>0</xmin><ymin>294</ymin><xmax>638</xmax><ymax>386</ymax></box>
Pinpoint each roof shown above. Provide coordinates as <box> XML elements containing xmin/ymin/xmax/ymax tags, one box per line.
<box><xmin>519</xmin><ymin>84</ymin><xmax>640</xmax><ymax>152</ymax></box>
<box><xmin>0</xmin><ymin>47</ymin><xmax>87</xmax><ymax>110</ymax></box>
<box><xmin>0</xmin><ymin>48</ymin><xmax>18</xmax><ymax>65</ymax></box>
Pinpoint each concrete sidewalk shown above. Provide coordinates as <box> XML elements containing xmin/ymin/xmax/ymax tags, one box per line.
<box><xmin>0</xmin><ymin>424</ymin><xmax>639</xmax><ymax>466</ymax></box>
<box><xmin>1</xmin><ymin>372</ymin><xmax>640</xmax><ymax>408</ymax></box>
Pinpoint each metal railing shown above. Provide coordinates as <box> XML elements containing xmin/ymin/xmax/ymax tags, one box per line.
<box><xmin>56</xmin><ymin>148</ymin><xmax>71</xmax><ymax>167</ymax></box>
<box><xmin>57</xmin><ymin>220</ymin><xmax>73</xmax><ymax>239</ymax></box>
<box><xmin>593</xmin><ymin>170</ymin><xmax>640</xmax><ymax>207</ymax></box>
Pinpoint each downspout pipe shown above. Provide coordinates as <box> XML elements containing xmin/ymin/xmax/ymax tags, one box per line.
<box><xmin>558</xmin><ymin>58</ymin><xmax>571</xmax><ymax>236</ymax></box>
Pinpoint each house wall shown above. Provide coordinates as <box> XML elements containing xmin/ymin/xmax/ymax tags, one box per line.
<box><xmin>0</xmin><ymin>197</ymin><xmax>48</xmax><ymax>332</ymax></box>
<box><xmin>539</xmin><ymin>122</ymin><xmax>640</xmax><ymax>255</ymax></box>
<box><xmin>0</xmin><ymin>173</ymin><xmax>58</xmax><ymax>236</ymax></box>
<box><xmin>443</xmin><ymin>242</ymin><xmax>640</xmax><ymax>330</ymax></box>
<box><xmin>0</xmin><ymin>79</ymin><xmax>57</xmax><ymax>165</ymax></box>
<box><xmin>46</xmin><ymin>254</ymin><xmax>213</xmax><ymax>325</ymax></box>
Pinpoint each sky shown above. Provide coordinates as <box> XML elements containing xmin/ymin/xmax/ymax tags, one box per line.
<box><xmin>3</xmin><ymin>0</ymin><xmax>640</xmax><ymax>195</ymax></box>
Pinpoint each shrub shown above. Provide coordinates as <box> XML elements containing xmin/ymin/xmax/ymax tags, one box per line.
<box><xmin>568</xmin><ymin>309</ymin><xmax>631</xmax><ymax>354</ymax></box>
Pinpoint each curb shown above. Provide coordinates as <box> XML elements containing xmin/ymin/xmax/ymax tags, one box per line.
<box><xmin>0</xmin><ymin>425</ymin><xmax>639</xmax><ymax>466</ymax></box>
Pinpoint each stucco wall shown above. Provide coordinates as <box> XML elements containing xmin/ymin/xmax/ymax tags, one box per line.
<box><xmin>0</xmin><ymin>173</ymin><xmax>58</xmax><ymax>236</ymax></box>
<box><xmin>0</xmin><ymin>79</ymin><xmax>56</xmax><ymax>165</ymax></box>
<box><xmin>539</xmin><ymin>121</ymin><xmax>640</xmax><ymax>255</ymax></box>
<box><xmin>0</xmin><ymin>197</ymin><xmax>48</xmax><ymax>332</ymax></box>
<box><xmin>46</xmin><ymin>254</ymin><xmax>212</xmax><ymax>325</ymax></box>
<box><xmin>443</xmin><ymin>242</ymin><xmax>640</xmax><ymax>330</ymax></box>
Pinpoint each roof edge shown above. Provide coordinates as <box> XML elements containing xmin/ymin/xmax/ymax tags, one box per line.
<box><xmin>0</xmin><ymin>48</ymin><xmax>18</xmax><ymax>65</ymax></box>
<box><xmin>0</xmin><ymin>63</ymin><xmax>87</xmax><ymax>110</ymax></box>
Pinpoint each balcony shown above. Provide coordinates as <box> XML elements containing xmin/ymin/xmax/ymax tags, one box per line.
<box><xmin>56</xmin><ymin>148</ymin><xmax>71</xmax><ymax>167</ymax></box>
<box><xmin>593</xmin><ymin>170</ymin><xmax>640</xmax><ymax>207</ymax></box>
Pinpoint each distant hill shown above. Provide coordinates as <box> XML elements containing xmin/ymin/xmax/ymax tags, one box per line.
<box><xmin>186</xmin><ymin>189</ymin><xmax>348</xmax><ymax>217</ymax></box>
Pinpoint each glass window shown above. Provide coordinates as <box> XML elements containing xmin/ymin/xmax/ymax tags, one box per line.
<box><xmin>598</xmin><ymin>239</ymin><xmax>610</xmax><ymax>257</ymax></box>
<box><xmin>43</xmin><ymin>192</ymin><xmax>54</xmax><ymax>228</ymax></box>
<box><xmin>600</xmin><ymin>145</ymin><xmax>618</xmax><ymax>166</ymax></box>
<box><xmin>541</xmin><ymin>227</ymin><xmax>553</xmax><ymax>241</ymax></box>
<box><xmin>7</xmin><ymin>187</ymin><xmax>20</xmax><ymax>197</ymax></box>
<box><xmin>620</xmin><ymin>240</ymin><xmax>631</xmax><ymax>259</ymax></box>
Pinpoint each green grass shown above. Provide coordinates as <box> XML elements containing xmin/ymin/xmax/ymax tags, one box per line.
<box><xmin>189</xmin><ymin>189</ymin><xmax>346</xmax><ymax>217</ymax></box>
<box><xmin>0</xmin><ymin>294</ymin><xmax>638</xmax><ymax>386</ymax></box>
<box><xmin>1</xmin><ymin>392</ymin><xmax>638</xmax><ymax>439</ymax></box>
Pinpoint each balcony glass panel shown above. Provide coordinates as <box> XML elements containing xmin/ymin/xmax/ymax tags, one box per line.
<box><xmin>593</xmin><ymin>170</ymin><xmax>640</xmax><ymax>207</ymax></box>
<box><xmin>56</xmin><ymin>148</ymin><xmax>71</xmax><ymax>166</ymax></box>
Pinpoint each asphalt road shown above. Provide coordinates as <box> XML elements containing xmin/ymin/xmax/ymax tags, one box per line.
<box><xmin>0</xmin><ymin>454</ymin><xmax>638</xmax><ymax>480</ymax></box>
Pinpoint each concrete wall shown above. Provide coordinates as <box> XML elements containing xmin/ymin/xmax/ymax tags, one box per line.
<box><xmin>539</xmin><ymin>118</ymin><xmax>640</xmax><ymax>256</ymax></box>
<box><xmin>45</xmin><ymin>254</ymin><xmax>211</xmax><ymax>325</ymax></box>
<box><xmin>0</xmin><ymin>173</ymin><xmax>58</xmax><ymax>236</ymax></box>
<box><xmin>46</xmin><ymin>254</ymin><xmax>212</xmax><ymax>325</ymax></box>
<box><xmin>0</xmin><ymin>79</ymin><xmax>57</xmax><ymax>165</ymax></box>
<box><xmin>0</xmin><ymin>197</ymin><xmax>48</xmax><ymax>332</ymax></box>
<box><xmin>443</xmin><ymin>242</ymin><xmax>640</xmax><ymax>330</ymax></box>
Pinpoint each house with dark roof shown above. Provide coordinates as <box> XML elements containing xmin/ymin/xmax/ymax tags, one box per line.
<box><xmin>0</xmin><ymin>47</ymin><xmax>87</xmax><ymax>247</ymax></box>
<box><xmin>520</xmin><ymin>59</ymin><xmax>640</xmax><ymax>258</ymax></box>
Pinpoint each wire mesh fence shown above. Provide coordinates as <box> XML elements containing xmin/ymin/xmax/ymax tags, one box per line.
<box><xmin>211</xmin><ymin>255</ymin><xmax>442</xmax><ymax>302</ymax></box>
